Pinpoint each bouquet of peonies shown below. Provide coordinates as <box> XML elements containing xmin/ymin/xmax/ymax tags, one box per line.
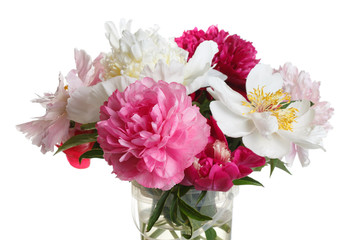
<box><xmin>17</xmin><ymin>20</ymin><xmax>333</xmax><ymax>240</ymax></box>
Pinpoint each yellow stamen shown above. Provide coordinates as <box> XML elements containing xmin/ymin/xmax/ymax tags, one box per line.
<box><xmin>64</xmin><ymin>85</ymin><xmax>68</xmax><ymax>90</ymax></box>
<box><xmin>242</xmin><ymin>86</ymin><xmax>298</xmax><ymax>131</ymax></box>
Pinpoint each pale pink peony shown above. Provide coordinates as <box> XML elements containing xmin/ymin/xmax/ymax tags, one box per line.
<box><xmin>96</xmin><ymin>78</ymin><xmax>210</xmax><ymax>190</ymax></box>
<box><xmin>279</xmin><ymin>62</ymin><xmax>333</xmax><ymax>129</ymax></box>
<box><xmin>182</xmin><ymin>117</ymin><xmax>266</xmax><ymax>191</ymax></box>
<box><xmin>17</xmin><ymin>50</ymin><xmax>104</xmax><ymax>157</ymax></box>
<box><xmin>278</xmin><ymin>63</ymin><xmax>334</xmax><ymax>166</ymax></box>
<box><xmin>175</xmin><ymin>26</ymin><xmax>259</xmax><ymax>97</ymax></box>
<box><xmin>66</xmin><ymin>49</ymin><xmax>105</xmax><ymax>92</ymax></box>
<box><xmin>17</xmin><ymin>74</ymin><xmax>71</xmax><ymax>153</ymax></box>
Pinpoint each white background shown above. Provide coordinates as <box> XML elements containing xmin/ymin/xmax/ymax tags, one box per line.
<box><xmin>1</xmin><ymin>0</ymin><xmax>359</xmax><ymax>239</ymax></box>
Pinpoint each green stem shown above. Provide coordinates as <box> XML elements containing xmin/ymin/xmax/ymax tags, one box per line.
<box><xmin>219</xmin><ymin>223</ymin><xmax>231</xmax><ymax>233</ymax></box>
<box><xmin>140</xmin><ymin>222</ymin><xmax>146</xmax><ymax>240</ymax></box>
<box><xmin>169</xmin><ymin>230</ymin><xmax>179</xmax><ymax>239</ymax></box>
<box><xmin>149</xmin><ymin>228</ymin><xmax>165</xmax><ymax>239</ymax></box>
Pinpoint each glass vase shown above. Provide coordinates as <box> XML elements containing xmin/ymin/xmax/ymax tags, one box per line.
<box><xmin>131</xmin><ymin>181</ymin><xmax>239</xmax><ymax>240</ymax></box>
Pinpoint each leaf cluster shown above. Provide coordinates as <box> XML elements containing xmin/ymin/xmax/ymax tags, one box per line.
<box><xmin>55</xmin><ymin>122</ymin><xmax>103</xmax><ymax>164</ymax></box>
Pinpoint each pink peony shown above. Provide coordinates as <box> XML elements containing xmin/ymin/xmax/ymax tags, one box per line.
<box><xmin>175</xmin><ymin>26</ymin><xmax>259</xmax><ymax>97</ymax></box>
<box><xmin>182</xmin><ymin>118</ymin><xmax>266</xmax><ymax>191</ymax></box>
<box><xmin>96</xmin><ymin>78</ymin><xmax>210</xmax><ymax>190</ymax></box>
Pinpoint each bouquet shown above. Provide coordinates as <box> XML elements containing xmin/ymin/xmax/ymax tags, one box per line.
<box><xmin>17</xmin><ymin>20</ymin><xmax>333</xmax><ymax>240</ymax></box>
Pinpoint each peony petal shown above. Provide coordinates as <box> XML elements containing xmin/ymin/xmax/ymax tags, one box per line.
<box><xmin>74</xmin><ymin>49</ymin><xmax>93</xmax><ymax>83</ymax></box>
<box><xmin>285</xmin><ymin>143</ymin><xmax>297</xmax><ymax>167</ymax></box>
<box><xmin>207</xmin><ymin>78</ymin><xmax>250</xmax><ymax>116</ymax></box>
<box><xmin>243</xmin><ymin>131</ymin><xmax>291</xmax><ymax>159</ymax></box>
<box><xmin>279</xmin><ymin>125</ymin><xmax>326</xmax><ymax>150</ymax></box>
<box><xmin>288</xmin><ymin>100</ymin><xmax>311</xmax><ymax>119</ymax></box>
<box><xmin>104</xmin><ymin>20</ymin><xmax>132</xmax><ymax>49</ymax></box>
<box><xmin>67</xmin><ymin>76</ymin><xmax>136</xmax><ymax>123</ymax></box>
<box><xmin>246</xmin><ymin>64</ymin><xmax>283</xmax><ymax>94</ymax></box>
<box><xmin>297</xmin><ymin>146</ymin><xmax>310</xmax><ymax>167</ymax></box>
<box><xmin>209</xmin><ymin>101</ymin><xmax>255</xmax><ymax>138</ymax></box>
<box><xmin>183</xmin><ymin>40</ymin><xmax>218</xmax><ymax>81</ymax></box>
<box><xmin>141</xmin><ymin>60</ymin><xmax>184</xmax><ymax>84</ymax></box>
<box><xmin>250</xmin><ymin>112</ymin><xmax>279</xmax><ymax>137</ymax></box>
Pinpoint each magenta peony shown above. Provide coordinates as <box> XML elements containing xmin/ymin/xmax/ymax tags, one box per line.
<box><xmin>182</xmin><ymin>118</ymin><xmax>265</xmax><ymax>191</ymax></box>
<box><xmin>96</xmin><ymin>78</ymin><xmax>210</xmax><ymax>190</ymax></box>
<box><xmin>175</xmin><ymin>26</ymin><xmax>259</xmax><ymax>97</ymax></box>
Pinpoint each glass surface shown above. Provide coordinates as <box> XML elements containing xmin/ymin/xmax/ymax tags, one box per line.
<box><xmin>132</xmin><ymin>181</ymin><xmax>238</xmax><ymax>240</ymax></box>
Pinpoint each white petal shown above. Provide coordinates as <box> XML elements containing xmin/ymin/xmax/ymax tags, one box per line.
<box><xmin>66</xmin><ymin>76</ymin><xmax>136</xmax><ymax>123</ymax></box>
<box><xmin>207</xmin><ymin>68</ymin><xmax>227</xmax><ymax>81</ymax></box>
<box><xmin>250</xmin><ymin>112</ymin><xmax>279</xmax><ymax>137</ymax></box>
<box><xmin>279</xmin><ymin>125</ymin><xmax>326</xmax><ymax>150</ymax></box>
<box><xmin>104</xmin><ymin>20</ymin><xmax>132</xmax><ymax>49</ymax></box>
<box><xmin>209</xmin><ymin>101</ymin><xmax>255</xmax><ymax>138</ymax></box>
<box><xmin>186</xmin><ymin>75</ymin><xmax>217</xmax><ymax>94</ymax></box>
<box><xmin>183</xmin><ymin>40</ymin><xmax>218</xmax><ymax>81</ymax></box>
<box><xmin>297</xmin><ymin>146</ymin><xmax>310</xmax><ymax>167</ymax></box>
<box><xmin>243</xmin><ymin>131</ymin><xmax>291</xmax><ymax>159</ymax></box>
<box><xmin>246</xmin><ymin>64</ymin><xmax>283</xmax><ymax>94</ymax></box>
<box><xmin>141</xmin><ymin>60</ymin><xmax>184</xmax><ymax>84</ymax></box>
<box><xmin>285</xmin><ymin>143</ymin><xmax>297</xmax><ymax>167</ymax></box>
<box><xmin>288</xmin><ymin>100</ymin><xmax>311</xmax><ymax>118</ymax></box>
<box><xmin>207</xmin><ymin>78</ymin><xmax>250</xmax><ymax>116</ymax></box>
<box><xmin>104</xmin><ymin>21</ymin><xmax>121</xmax><ymax>49</ymax></box>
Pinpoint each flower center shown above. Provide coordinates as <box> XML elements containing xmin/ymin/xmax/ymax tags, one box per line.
<box><xmin>242</xmin><ymin>86</ymin><xmax>298</xmax><ymax>131</ymax></box>
<box><xmin>213</xmin><ymin>140</ymin><xmax>231</xmax><ymax>163</ymax></box>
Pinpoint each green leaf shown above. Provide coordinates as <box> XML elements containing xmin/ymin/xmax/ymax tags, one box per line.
<box><xmin>205</xmin><ymin>227</ymin><xmax>217</xmax><ymax>240</ymax></box>
<box><xmin>178</xmin><ymin>198</ymin><xmax>212</xmax><ymax>221</ymax></box>
<box><xmin>79</xmin><ymin>149</ymin><xmax>104</xmax><ymax>162</ymax></box>
<box><xmin>169</xmin><ymin>194</ymin><xmax>180</xmax><ymax>225</ymax></box>
<box><xmin>178</xmin><ymin>185</ymin><xmax>192</xmax><ymax>197</ymax></box>
<box><xmin>252</xmin><ymin>164</ymin><xmax>267</xmax><ymax>172</ymax></box>
<box><xmin>54</xmin><ymin>133</ymin><xmax>98</xmax><ymax>155</ymax></box>
<box><xmin>146</xmin><ymin>190</ymin><xmax>171</xmax><ymax>232</ymax></box>
<box><xmin>269</xmin><ymin>158</ymin><xmax>292</xmax><ymax>176</ymax></box>
<box><xmin>192</xmin><ymin>91</ymin><xmax>212</xmax><ymax>119</ymax></box>
<box><xmin>179</xmin><ymin>210</ymin><xmax>193</xmax><ymax>239</ymax></box>
<box><xmin>80</xmin><ymin>122</ymin><xmax>97</xmax><ymax>130</ymax></box>
<box><xmin>233</xmin><ymin>176</ymin><xmax>264</xmax><ymax>187</ymax></box>
<box><xmin>195</xmin><ymin>191</ymin><xmax>207</xmax><ymax>206</ymax></box>
<box><xmin>279</xmin><ymin>100</ymin><xmax>296</xmax><ymax>109</ymax></box>
<box><xmin>226</xmin><ymin>137</ymin><xmax>243</xmax><ymax>152</ymax></box>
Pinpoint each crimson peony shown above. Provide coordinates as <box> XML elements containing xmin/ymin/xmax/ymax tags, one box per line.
<box><xmin>175</xmin><ymin>26</ymin><xmax>259</xmax><ymax>97</ymax></box>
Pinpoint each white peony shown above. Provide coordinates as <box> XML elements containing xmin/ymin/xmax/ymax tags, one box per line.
<box><xmin>67</xmin><ymin>39</ymin><xmax>226</xmax><ymax>123</ymax></box>
<box><xmin>208</xmin><ymin>64</ymin><xmax>325</xmax><ymax>159</ymax></box>
<box><xmin>103</xmin><ymin>20</ymin><xmax>188</xmax><ymax>80</ymax></box>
